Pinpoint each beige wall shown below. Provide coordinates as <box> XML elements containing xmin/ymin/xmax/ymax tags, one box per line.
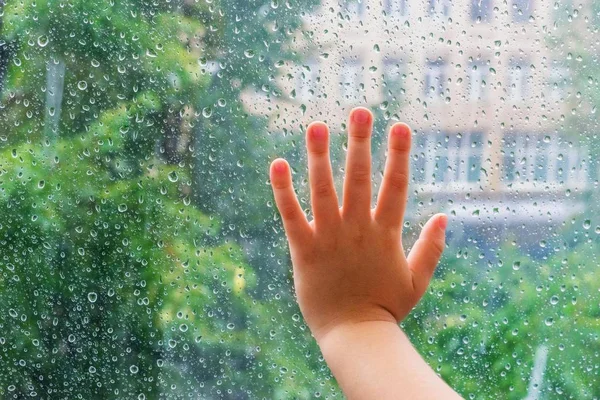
<box><xmin>245</xmin><ymin>0</ymin><xmax>593</xmax><ymax>204</ymax></box>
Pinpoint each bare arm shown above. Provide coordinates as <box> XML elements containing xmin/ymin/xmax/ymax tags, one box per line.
<box><xmin>269</xmin><ymin>107</ymin><xmax>462</xmax><ymax>399</ymax></box>
<box><xmin>319</xmin><ymin>321</ymin><xmax>461</xmax><ymax>399</ymax></box>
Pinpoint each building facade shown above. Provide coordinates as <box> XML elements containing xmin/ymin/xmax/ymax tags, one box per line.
<box><xmin>247</xmin><ymin>0</ymin><xmax>596</xmax><ymax>239</ymax></box>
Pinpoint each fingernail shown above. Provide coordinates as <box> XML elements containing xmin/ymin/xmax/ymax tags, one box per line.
<box><xmin>392</xmin><ymin>123</ymin><xmax>410</xmax><ymax>138</ymax></box>
<box><xmin>438</xmin><ymin>214</ymin><xmax>448</xmax><ymax>230</ymax></box>
<box><xmin>310</xmin><ymin>123</ymin><xmax>327</xmax><ymax>140</ymax></box>
<box><xmin>352</xmin><ymin>108</ymin><xmax>371</xmax><ymax>124</ymax></box>
<box><xmin>272</xmin><ymin>160</ymin><xmax>287</xmax><ymax>174</ymax></box>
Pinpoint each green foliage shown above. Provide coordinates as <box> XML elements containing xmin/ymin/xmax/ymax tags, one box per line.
<box><xmin>0</xmin><ymin>0</ymin><xmax>599</xmax><ymax>399</ymax></box>
<box><xmin>0</xmin><ymin>0</ymin><xmax>331</xmax><ymax>398</ymax></box>
<box><xmin>404</xmin><ymin>238</ymin><xmax>600</xmax><ymax>399</ymax></box>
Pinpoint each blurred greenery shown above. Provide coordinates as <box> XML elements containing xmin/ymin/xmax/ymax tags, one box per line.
<box><xmin>0</xmin><ymin>0</ymin><xmax>599</xmax><ymax>399</ymax></box>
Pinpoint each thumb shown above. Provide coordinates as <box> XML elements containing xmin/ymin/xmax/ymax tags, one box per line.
<box><xmin>407</xmin><ymin>213</ymin><xmax>447</xmax><ymax>299</ymax></box>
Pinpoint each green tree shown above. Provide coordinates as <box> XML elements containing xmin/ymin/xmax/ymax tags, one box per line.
<box><xmin>0</xmin><ymin>0</ymin><xmax>331</xmax><ymax>398</ymax></box>
<box><xmin>403</xmin><ymin>236</ymin><xmax>600</xmax><ymax>399</ymax></box>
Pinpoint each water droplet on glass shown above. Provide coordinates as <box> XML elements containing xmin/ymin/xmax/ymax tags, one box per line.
<box><xmin>88</xmin><ymin>292</ymin><xmax>97</xmax><ymax>303</ymax></box>
<box><xmin>118</xmin><ymin>204</ymin><xmax>128</xmax><ymax>213</ymax></box>
<box><xmin>583</xmin><ymin>219</ymin><xmax>591</xmax><ymax>229</ymax></box>
<box><xmin>130</xmin><ymin>365</ymin><xmax>139</xmax><ymax>374</ymax></box>
<box><xmin>244</xmin><ymin>49</ymin><xmax>255</xmax><ymax>58</ymax></box>
<box><xmin>168</xmin><ymin>171</ymin><xmax>178</xmax><ymax>182</ymax></box>
<box><xmin>37</xmin><ymin>35</ymin><xmax>49</xmax><ymax>47</ymax></box>
<box><xmin>77</xmin><ymin>81</ymin><xmax>88</xmax><ymax>91</ymax></box>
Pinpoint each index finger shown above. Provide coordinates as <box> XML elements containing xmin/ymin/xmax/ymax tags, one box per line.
<box><xmin>270</xmin><ymin>158</ymin><xmax>312</xmax><ymax>244</ymax></box>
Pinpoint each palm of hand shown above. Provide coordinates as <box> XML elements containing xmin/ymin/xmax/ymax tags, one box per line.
<box><xmin>270</xmin><ymin>108</ymin><xmax>447</xmax><ymax>341</ymax></box>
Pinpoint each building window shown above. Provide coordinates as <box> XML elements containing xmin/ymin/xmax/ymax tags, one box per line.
<box><xmin>512</xmin><ymin>0</ymin><xmax>532</xmax><ymax>22</ymax></box>
<box><xmin>383</xmin><ymin>59</ymin><xmax>404</xmax><ymax>100</ymax></box>
<box><xmin>502</xmin><ymin>134</ymin><xmax>576</xmax><ymax>184</ymax></box>
<box><xmin>434</xmin><ymin>143</ymin><xmax>450</xmax><ymax>184</ymax></box>
<box><xmin>343</xmin><ymin>0</ymin><xmax>365</xmax><ymax>16</ymax></box>
<box><xmin>469</xmin><ymin>61</ymin><xmax>488</xmax><ymax>101</ymax></box>
<box><xmin>466</xmin><ymin>133</ymin><xmax>484</xmax><ymax>182</ymax></box>
<box><xmin>503</xmin><ymin>149</ymin><xmax>517</xmax><ymax>181</ymax></box>
<box><xmin>502</xmin><ymin>135</ymin><xmax>531</xmax><ymax>182</ymax></box>
<box><xmin>424</xmin><ymin>60</ymin><xmax>446</xmax><ymax>99</ymax></box>
<box><xmin>384</xmin><ymin>0</ymin><xmax>408</xmax><ymax>16</ymax></box>
<box><xmin>534</xmin><ymin>153</ymin><xmax>549</xmax><ymax>181</ymax></box>
<box><xmin>412</xmin><ymin>134</ymin><xmax>428</xmax><ymax>183</ymax></box>
<box><xmin>548</xmin><ymin>64</ymin><xmax>570</xmax><ymax>101</ymax></box>
<box><xmin>415</xmin><ymin>132</ymin><xmax>484</xmax><ymax>186</ymax></box>
<box><xmin>296</xmin><ymin>59</ymin><xmax>318</xmax><ymax>101</ymax></box>
<box><xmin>429</xmin><ymin>0</ymin><xmax>452</xmax><ymax>16</ymax></box>
<box><xmin>340</xmin><ymin>58</ymin><xmax>362</xmax><ymax>103</ymax></box>
<box><xmin>508</xmin><ymin>61</ymin><xmax>529</xmax><ymax>101</ymax></box>
<box><xmin>555</xmin><ymin>148</ymin><xmax>569</xmax><ymax>182</ymax></box>
<box><xmin>471</xmin><ymin>0</ymin><xmax>493</xmax><ymax>21</ymax></box>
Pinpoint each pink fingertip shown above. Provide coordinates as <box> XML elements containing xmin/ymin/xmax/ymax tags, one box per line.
<box><xmin>309</xmin><ymin>122</ymin><xmax>327</xmax><ymax>140</ymax></box>
<box><xmin>351</xmin><ymin>107</ymin><xmax>372</xmax><ymax>124</ymax></box>
<box><xmin>272</xmin><ymin>159</ymin><xmax>287</xmax><ymax>174</ymax></box>
<box><xmin>392</xmin><ymin>123</ymin><xmax>411</xmax><ymax>139</ymax></box>
<box><xmin>438</xmin><ymin>214</ymin><xmax>448</xmax><ymax>230</ymax></box>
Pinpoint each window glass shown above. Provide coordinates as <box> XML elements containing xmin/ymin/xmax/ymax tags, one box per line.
<box><xmin>384</xmin><ymin>0</ymin><xmax>409</xmax><ymax>17</ymax></box>
<box><xmin>469</xmin><ymin>60</ymin><xmax>488</xmax><ymax>101</ymax></box>
<box><xmin>513</xmin><ymin>0</ymin><xmax>532</xmax><ymax>21</ymax></box>
<box><xmin>1</xmin><ymin>0</ymin><xmax>599</xmax><ymax>398</ymax></box>
<box><xmin>383</xmin><ymin>58</ymin><xmax>404</xmax><ymax>101</ymax></box>
<box><xmin>296</xmin><ymin>59</ymin><xmax>319</xmax><ymax>101</ymax></box>
<box><xmin>471</xmin><ymin>0</ymin><xmax>493</xmax><ymax>21</ymax></box>
<box><xmin>424</xmin><ymin>59</ymin><xmax>447</xmax><ymax>99</ymax></box>
<box><xmin>508</xmin><ymin>60</ymin><xmax>530</xmax><ymax>101</ymax></box>
<box><xmin>340</xmin><ymin>58</ymin><xmax>363</xmax><ymax>103</ymax></box>
<box><xmin>428</xmin><ymin>0</ymin><xmax>452</xmax><ymax>16</ymax></box>
<box><xmin>343</xmin><ymin>0</ymin><xmax>366</xmax><ymax>15</ymax></box>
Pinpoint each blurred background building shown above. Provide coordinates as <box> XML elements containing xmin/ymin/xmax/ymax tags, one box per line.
<box><xmin>247</xmin><ymin>0</ymin><xmax>597</xmax><ymax>250</ymax></box>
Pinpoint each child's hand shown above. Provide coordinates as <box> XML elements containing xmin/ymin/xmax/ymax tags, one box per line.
<box><xmin>269</xmin><ymin>107</ymin><xmax>448</xmax><ymax>343</ymax></box>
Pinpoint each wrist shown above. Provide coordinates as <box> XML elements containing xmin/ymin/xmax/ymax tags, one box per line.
<box><xmin>315</xmin><ymin>315</ymin><xmax>400</xmax><ymax>350</ymax></box>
